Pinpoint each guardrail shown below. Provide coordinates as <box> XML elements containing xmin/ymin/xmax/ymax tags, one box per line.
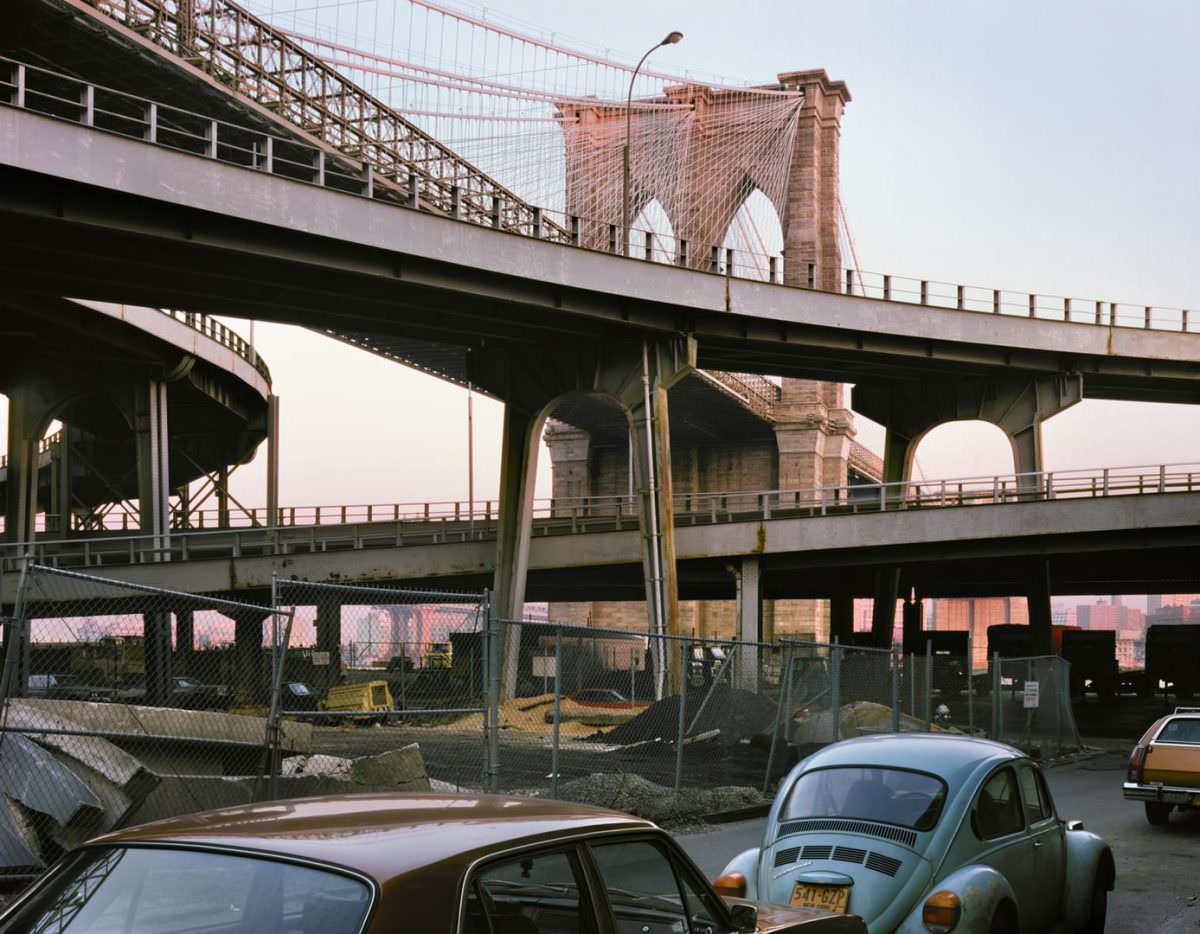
<box><xmin>0</xmin><ymin>431</ymin><xmax>60</xmax><ymax>471</ymax></box>
<box><xmin>3</xmin><ymin>462</ymin><xmax>1196</xmax><ymax>570</ymax></box>
<box><xmin>2</xmin><ymin>55</ymin><xmax>1194</xmax><ymax>333</ymax></box>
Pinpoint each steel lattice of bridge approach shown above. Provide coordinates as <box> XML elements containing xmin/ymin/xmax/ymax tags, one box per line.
<box><xmin>4</xmin><ymin>0</ymin><xmax>1200</xmax><ymax>669</ymax></box>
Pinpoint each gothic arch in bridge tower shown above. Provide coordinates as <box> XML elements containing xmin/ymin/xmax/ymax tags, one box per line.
<box><xmin>628</xmin><ymin>198</ymin><xmax>678</xmax><ymax>264</ymax></box>
<box><xmin>908</xmin><ymin>420</ymin><xmax>1015</xmax><ymax>483</ymax></box>
<box><xmin>721</xmin><ymin>187</ymin><xmax>785</xmax><ymax>280</ymax></box>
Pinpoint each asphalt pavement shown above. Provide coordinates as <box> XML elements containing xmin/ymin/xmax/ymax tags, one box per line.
<box><xmin>675</xmin><ymin>751</ymin><xmax>1200</xmax><ymax>934</ymax></box>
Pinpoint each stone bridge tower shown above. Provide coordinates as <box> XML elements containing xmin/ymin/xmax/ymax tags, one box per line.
<box><xmin>546</xmin><ymin>70</ymin><xmax>863</xmax><ymax>645</ymax></box>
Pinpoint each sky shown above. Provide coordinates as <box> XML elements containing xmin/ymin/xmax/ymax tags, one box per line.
<box><xmin>3</xmin><ymin>0</ymin><xmax>1200</xmax><ymax>518</ymax></box>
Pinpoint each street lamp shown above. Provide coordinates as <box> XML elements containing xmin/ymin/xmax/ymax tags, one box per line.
<box><xmin>623</xmin><ymin>30</ymin><xmax>683</xmax><ymax>257</ymax></box>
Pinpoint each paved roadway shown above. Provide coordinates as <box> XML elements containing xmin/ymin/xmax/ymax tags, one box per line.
<box><xmin>676</xmin><ymin>750</ymin><xmax>1200</xmax><ymax>934</ymax></box>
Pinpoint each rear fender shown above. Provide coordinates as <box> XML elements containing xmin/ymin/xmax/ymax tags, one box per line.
<box><xmin>720</xmin><ymin>848</ymin><xmax>762</xmax><ymax>900</ymax></box>
<box><xmin>1062</xmin><ymin>828</ymin><xmax>1115</xmax><ymax>928</ymax></box>
<box><xmin>894</xmin><ymin>864</ymin><xmax>1017</xmax><ymax>934</ymax></box>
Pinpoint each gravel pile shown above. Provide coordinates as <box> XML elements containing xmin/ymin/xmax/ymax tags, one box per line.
<box><xmin>552</xmin><ymin>772</ymin><xmax>766</xmax><ymax>826</ymax></box>
<box><xmin>596</xmin><ymin>685</ymin><xmax>778</xmax><ymax>746</ymax></box>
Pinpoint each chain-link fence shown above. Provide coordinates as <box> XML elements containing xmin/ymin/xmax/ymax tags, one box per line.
<box><xmin>985</xmin><ymin>654</ymin><xmax>1080</xmax><ymax>756</ymax></box>
<box><xmin>482</xmin><ymin>620</ymin><xmax>950</xmax><ymax>805</ymax></box>
<box><xmin>272</xmin><ymin>579</ymin><xmax>489</xmax><ymax>796</ymax></box>
<box><xmin>0</xmin><ymin>563</ymin><xmax>290</xmax><ymax>887</ymax></box>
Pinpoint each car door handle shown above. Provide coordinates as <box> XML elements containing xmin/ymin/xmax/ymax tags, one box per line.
<box><xmin>1032</xmin><ymin>841</ymin><xmax>1043</xmax><ymax>848</ymax></box>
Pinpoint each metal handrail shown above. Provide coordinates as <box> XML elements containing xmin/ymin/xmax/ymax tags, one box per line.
<box><xmin>3</xmin><ymin>461</ymin><xmax>1197</xmax><ymax>562</ymax></box>
<box><xmin>0</xmin><ymin>430</ymin><xmax>61</xmax><ymax>471</ymax></box>
<box><xmin>1</xmin><ymin>55</ymin><xmax>1195</xmax><ymax>333</ymax></box>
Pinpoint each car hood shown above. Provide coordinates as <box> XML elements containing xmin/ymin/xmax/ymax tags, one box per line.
<box><xmin>764</xmin><ymin>835</ymin><xmax>931</xmax><ymax>931</ymax></box>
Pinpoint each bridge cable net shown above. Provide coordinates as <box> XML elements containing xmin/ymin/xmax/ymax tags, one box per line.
<box><xmin>247</xmin><ymin>0</ymin><xmax>802</xmax><ymax>275</ymax></box>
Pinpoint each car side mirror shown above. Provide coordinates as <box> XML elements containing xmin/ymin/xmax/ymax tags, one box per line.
<box><xmin>1066</xmin><ymin>819</ymin><xmax>1085</xmax><ymax>831</ymax></box>
<box><xmin>728</xmin><ymin>903</ymin><xmax>757</xmax><ymax>933</ymax></box>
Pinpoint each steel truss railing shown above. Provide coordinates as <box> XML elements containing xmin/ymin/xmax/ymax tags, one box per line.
<box><xmin>3</xmin><ymin>461</ymin><xmax>1197</xmax><ymax>571</ymax></box>
<box><xmin>2</xmin><ymin>55</ymin><xmax>1195</xmax><ymax>332</ymax></box>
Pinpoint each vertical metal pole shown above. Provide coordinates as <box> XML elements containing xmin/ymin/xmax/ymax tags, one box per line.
<box><xmin>486</xmin><ymin>592</ymin><xmax>500</xmax><ymax>792</ymax></box>
<box><xmin>925</xmin><ymin>641</ymin><xmax>933</xmax><ymax>731</ymax></box>
<box><xmin>450</xmin><ymin>186</ymin><xmax>462</xmax><ymax>219</ymax></box>
<box><xmin>408</xmin><ymin>174</ymin><xmax>419</xmax><ymax>209</ymax></box>
<box><xmin>830</xmin><ymin>639</ymin><xmax>841</xmax><ymax>743</ymax></box>
<box><xmin>674</xmin><ymin>640</ymin><xmax>687</xmax><ymax>794</ymax></box>
<box><xmin>763</xmin><ymin>645</ymin><xmax>794</xmax><ymax>793</ymax></box>
<box><xmin>967</xmin><ymin>626</ymin><xmax>975</xmax><ymax>736</ymax></box>
<box><xmin>551</xmin><ymin>627</ymin><xmax>562</xmax><ymax>797</ymax></box>
<box><xmin>80</xmin><ymin>84</ymin><xmax>94</xmax><ymax>126</ymax></box>
<box><xmin>570</xmin><ymin>215</ymin><xmax>580</xmax><ymax>246</ymax></box>
<box><xmin>467</xmin><ymin>382</ymin><xmax>475</xmax><ymax>534</ymax></box>
<box><xmin>14</xmin><ymin>64</ymin><xmax>26</xmax><ymax>108</ymax></box>
<box><xmin>145</xmin><ymin>102</ymin><xmax>158</xmax><ymax>143</ymax></box>
<box><xmin>891</xmin><ymin>644</ymin><xmax>900</xmax><ymax>733</ymax></box>
<box><xmin>992</xmin><ymin>652</ymin><xmax>1002</xmax><ymax>739</ymax></box>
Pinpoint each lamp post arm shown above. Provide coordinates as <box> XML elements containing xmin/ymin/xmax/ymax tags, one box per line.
<box><xmin>623</xmin><ymin>42</ymin><xmax>663</xmax><ymax>257</ymax></box>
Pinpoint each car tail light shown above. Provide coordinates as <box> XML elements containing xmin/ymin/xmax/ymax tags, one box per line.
<box><xmin>922</xmin><ymin>891</ymin><xmax>961</xmax><ymax>933</ymax></box>
<box><xmin>1128</xmin><ymin>745</ymin><xmax>1146</xmax><ymax>782</ymax></box>
<box><xmin>713</xmin><ymin>872</ymin><xmax>747</xmax><ymax>898</ymax></box>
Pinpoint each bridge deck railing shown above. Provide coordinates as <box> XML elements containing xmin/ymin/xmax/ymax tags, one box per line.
<box><xmin>3</xmin><ymin>55</ymin><xmax>1194</xmax><ymax>334</ymax></box>
<box><xmin>3</xmin><ymin>461</ymin><xmax>1197</xmax><ymax>570</ymax></box>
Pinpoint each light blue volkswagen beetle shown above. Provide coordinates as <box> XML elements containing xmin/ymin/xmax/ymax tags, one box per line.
<box><xmin>717</xmin><ymin>734</ymin><xmax>1114</xmax><ymax>933</ymax></box>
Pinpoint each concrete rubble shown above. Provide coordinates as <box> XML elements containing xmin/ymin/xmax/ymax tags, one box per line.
<box><xmin>0</xmin><ymin>700</ymin><xmax>429</xmax><ymax>877</ymax></box>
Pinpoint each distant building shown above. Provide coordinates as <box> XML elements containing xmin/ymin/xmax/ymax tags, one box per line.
<box><xmin>1075</xmin><ymin>600</ymin><xmax>1145</xmax><ymax>632</ymax></box>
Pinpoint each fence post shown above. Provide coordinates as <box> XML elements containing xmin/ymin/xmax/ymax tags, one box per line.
<box><xmin>925</xmin><ymin>641</ymin><xmax>933</xmax><ymax>731</ymax></box>
<box><xmin>890</xmin><ymin>643</ymin><xmax>900</xmax><ymax>733</ymax></box>
<box><xmin>0</xmin><ymin>554</ymin><xmax>34</xmax><ymax>701</ymax></box>
<box><xmin>763</xmin><ymin>644</ymin><xmax>795</xmax><ymax>794</ymax></box>
<box><xmin>485</xmin><ymin>590</ymin><xmax>500</xmax><ymax>792</ymax></box>
<box><xmin>991</xmin><ymin>652</ymin><xmax>1002</xmax><ymax>740</ymax></box>
<box><xmin>674</xmin><ymin>640</ymin><xmax>688</xmax><ymax>794</ymax></box>
<box><xmin>967</xmin><ymin>626</ymin><xmax>974</xmax><ymax>737</ymax></box>
<box><xmin>830</xmin><ymin>640</ymin><xmax>841</xmax><ymax>743</ymax></box>
<box><xmin>551</xmin><ymin>627</ymin><xmax>562</xmax><ymax>798</ymax></box>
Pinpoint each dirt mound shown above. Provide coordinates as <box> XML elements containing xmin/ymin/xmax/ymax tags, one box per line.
<box><xmin>553</xmin><ymin>772</ymin><xmax>765</xmax><ymax>826</ymax></box>
<box><xmin>596</xmin><ymin>685</ymin><xmax>778</xmax><ymax>746</ymax></box>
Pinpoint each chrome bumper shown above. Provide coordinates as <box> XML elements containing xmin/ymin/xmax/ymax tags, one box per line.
<box><xmin>1123</xmin><ymin>781</ymin><xmax>1200</xmax><ymax>805</ymax></box>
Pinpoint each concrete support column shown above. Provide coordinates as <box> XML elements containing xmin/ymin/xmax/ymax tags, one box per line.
<box><xmin>142</xmin><ymin>611</ymin><xmax>173</xmax><ymax>705</ymax></box>
<box><xmin>230</xmin><ymin>611</ymin><xmax>268</xmax><ymax>705</ymax></box>
<box><xmin>5</xmin><ymin>384</ymin><xmax>56</xmax><ymax>544</ymax></box>
<box><xmin>1027</xmin><ymin>561</ymin><xmax>1054</xmax><ymax>657</ymax></box>
<box><xmin>313</xmin><ymin>599</ymin><xmax>343</xmax><ymax>696</ymax></box>
<box><xmin>627</xmin><ymin>378</ymin><xmax>680</xmax><ymax>695</ymax></box>
<box><xmin>830</xmin><ymin>594</ymin><xmax>854</xmax><ymax>644</ymax></box>
<box><xmin>870</xmin><ymin>567</ymin><xmax>901</xmax><ymax>649</ymax></box>
<box><xmin>176</xmin><ymin>608</ymin><xmax>195</xmax><ymax>675</ymax></box>
<box><xmin>265</xmin><ymin>394</ymin><xmax>280</xmax><ymax>527</ymax></box>
<box><xmin>734</xmin><ymin>557</ymin><xmax>761</xmax><ymax>692</ymax></box>
<box><xmin>48</xmin><ymin>429</ymin><xmax>73</xmax><ymax>536</ymax></box>
<box><xmin>902</xmin><ymin>597</ymin><xmax>924</xmax><ymax>653</ymax></box>
<box><xmin>134</xmin><ymin>379</ymin><xmax>171</xmax><ymax>551</ymax></box>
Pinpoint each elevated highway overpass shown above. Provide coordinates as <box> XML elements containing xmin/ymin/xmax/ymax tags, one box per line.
<box><xmin>5</xmin><ymin>464</ymin><xmax>1198</xmax><ymax>610</ymax></box>
<box><xmin>0</xmin><ymin>298</ymin><xmax>274</xmax><ymax>543</ymax></box>
<box><xmin>4</xmin><ymin>0</ymin><xmax>1199</xmax><ymax>655</ymax></box>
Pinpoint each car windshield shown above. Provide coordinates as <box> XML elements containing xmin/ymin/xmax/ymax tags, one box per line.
<box><xmin>781</xmin><ymin>766</ymin><xmax>948</xmax><ymax>831</ymax></box>
<box><xmin>289</xmin><ymin>683</ymin><xmax>313</xmax><ymax>696</ymax></box>
<box><xmin>0</xmin><ymin>846</ymin><xmax>371</xmax><ymax>934</ymax></box>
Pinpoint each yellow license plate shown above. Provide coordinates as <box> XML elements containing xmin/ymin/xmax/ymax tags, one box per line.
<box><xmin>789</xmin><ymin>882</ymin><xmax>850</xmax><ymax>913</ymax></box>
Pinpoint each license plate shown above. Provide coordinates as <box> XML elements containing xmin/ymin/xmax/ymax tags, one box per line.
<box><xmin>789</xmin><ymin>882</ymin><xmax>850</xmax><ymax>913</ymax></box>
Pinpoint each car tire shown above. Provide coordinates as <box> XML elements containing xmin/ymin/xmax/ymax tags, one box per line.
<box><xmin>988</xmin><ymin>901</ymin><xmax>1018</xmax><ymax>934</ymax></box>
<box><xmin>1145</xmin><ymin>802</ymin><xmax>1172</xmax><ymax>826</ymax></box>
<box><xmin>1080</xmin><ymin>875</ymin><xmax>1108</xmax><ymax>933</ymax></box>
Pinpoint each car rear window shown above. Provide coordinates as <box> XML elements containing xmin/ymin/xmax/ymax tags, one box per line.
<box><xmin>0</xmin><ymin>846</ymin><xmax>371</xmax><ymax>934</ymax></box>
<box><xmin>781</xmin><ymin>766</ymin><xmax>948</xmax><ymax>831</ymax></box>
<box><xmin>1158</xmin><ymin>718</ymin><xmax>1200</xmax><ymax>744</ymax></box>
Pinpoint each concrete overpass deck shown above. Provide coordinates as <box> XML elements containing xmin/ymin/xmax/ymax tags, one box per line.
<box><xmin>2</xmin><ymin>63</ymin><xmax>1200</xmax><ymax>405</ymax></box>
<box><xmin>0</xmin><ymin>299</ymin><xmax>273</xmax><ymax>538</ymax></box>
<box><xmin>4</xmin><ymin>463</ymin><xmax>1197</xmax><ymax>606</ymax></box>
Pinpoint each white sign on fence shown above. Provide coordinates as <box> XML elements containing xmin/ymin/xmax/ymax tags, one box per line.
<box><xmin>311</xmin><ymin>651</ymin><xmax>331</xmax><ymax>666</ymax></box>
<box><xmin>1023</xmin><ymin>681</ymin><xmax>1040</xmax><ymax>708</ymax></box>
<box><xmin>532</xmin><ymin>656</ymin><xmax>557</xmax><ymax>678</ymax></box>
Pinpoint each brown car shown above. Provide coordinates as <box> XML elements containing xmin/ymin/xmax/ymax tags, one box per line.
<box><xmin>0</xmin><ymin>793</ymin><xmax>865</xmax><ymax>933</ymax></box>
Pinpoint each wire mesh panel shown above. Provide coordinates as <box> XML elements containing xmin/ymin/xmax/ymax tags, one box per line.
<box><xmin>272</xmin><ymin>579</ymin><xmax>488</xmax><ymax>796</ymax></box>
<box><xmin>987</xmin><ymin>655</ymin><xmax>1080</xmax><ymax>756</ymax></box>
<box><xmin>0</xmin><ymin>564</ymin><xmax>288</xmax><ymax>889</ymax></box>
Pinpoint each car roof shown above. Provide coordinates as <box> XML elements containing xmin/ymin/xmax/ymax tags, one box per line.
<box><xmin>90</xmin><ymin>793</ymin><xmax>655</xmax><ymax>885</ymax></box>
<box><xmin>795</xmin><ymin>733</ymin><xmax>1022</xmax><ymax>782</ymax></box>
